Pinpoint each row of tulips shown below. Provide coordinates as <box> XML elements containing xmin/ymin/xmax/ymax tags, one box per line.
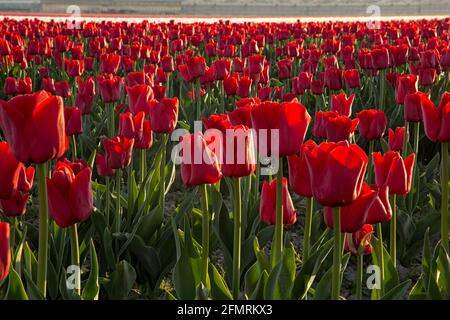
<box><xmin>0</xmin><ymin>16</ymin><xmax>449</xmax><ymax>300</ymax></box>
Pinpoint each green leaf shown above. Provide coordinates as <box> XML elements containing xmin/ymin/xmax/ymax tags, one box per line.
<box><xmin>209</xmin><ymin>263</ymin><xmax>232</xmax><ymax>300</ymax></box>
<box><xmin>82</xmin><ymin>239</ymin><xmax>99</xmax><ymax>300</ymax></box>
<box><xmin>105</xmin><ymin>260</ymin><xmax>137</xmax><ymax>300</ymax></box>
<box><xmin>381</xmin><ymin>280</ymin><xmax>412</xmax><ymax>300</ymax></box>
<box><xmin>264</xmin><ymin>243</ymin><xmax>296</xmax><ymax>300</ymax></box>
<box><xmin>436</xmin><ymin>244</ymin><xmax>450</xmax><ymax>298</ymax></box>
<box><xmin>250</xmin><ymin>270</ymin><xmax>268</xmax><ymax>300</ymax></box>
<box><xmin>22</xmin><ymin>270</ymin><xmax>43</xmax><ymax>300</ymax></box>
<box><xmin>5</xmin><ymin>268</ymin><xmax>28</xmax><ymax>300</ymax></box>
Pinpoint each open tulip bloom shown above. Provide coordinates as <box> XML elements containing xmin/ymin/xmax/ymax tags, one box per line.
<box><xmin>0</xmin><ymin>15</ymin><xmax>449</xmax><ymax>303</ymax></box>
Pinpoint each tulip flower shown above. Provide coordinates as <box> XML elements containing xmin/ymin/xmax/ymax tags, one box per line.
<box><xmin>388</xmin><ymin>127</ymin><xmax>408</xmax><ymax>152</ymax></box>
<box><xmin>4</xmin><ymin>77</ymin><xmax>17</xmax><ymax>95</ymax></box>
<box><xmin>357</xmin><ymin>109</ymin><xmax>387</xmax><ymax>141</ymax></box>
<box><xmin>371</xmin><ymin>47</ymin><xmax>390</xmax><ymax>70</ymax></box>
<box><xmin>277</xmin><ymin>58</ymin><xmax>292</xmax><ymax>81</ymax></box>
<box><xmin>404</xmin><ymin>91</ymin><xmax>427</xmax><ymax>123</ymax></box>
<box><xmin>126</xmin><ymin>84</ymin><xmax>153</xmax><ymax>115</ymax></box>
<box><xmin>97</xmin><ymin>74</ymin><xmax>124</xmax><ymax>103</ymax></box>
<box><xmin>313</xmin><ymin>111</ymin><xmax>339</xmax><ymax>139</ymax></box>
<box><xmin>213</xmin><ymin>58</ymin><xmax>231</xmax><ymax>81</ymax></box>
<box><xmin>227</xmin><ymin>98</ymin><xmax>258</xmax><ymax>128</ymax></box>
<box><xmin>331</xmin><ymin>93</ymin><xmax>354</xmax><ymax>117</ymax></box>
<box><xmin>224</xmin><ymin>75</ymin><xmax>238</xmax><ymax>96</ymax></box>
<box><xmin>64</xmin><ymin>107</ymin><xmax>83</xmax><ymax>136</ymax></box>
<box><xmin>100</xmin><ymin>53</ymin><xmax>121</xmax><ymax>74</ymax></box>
<box><xmin>186</xmin><ymin>56</ymin><xmax>206</xmax><ymax>80</ymax></box>
<box><xmin>0</xmin><ymin>190</ymin><xmax>29</xmax><ymax>217</ymax></box>
<box><xmin>47</xmin><ymin>160</ymin><xmax>93</xmax><ymax>228</ymax></box>
<box><xmin>119</xmin><ymin>112</ymin><xmax>153</xmax><ymax>150</ymax></box>
<box><xmin>0</xmin><ymin>222</ymin><xmax>10</xmax><ymax>282</ymax></box>
<box><xmin>395</xmin><ymin>74</ymin><xmax>417</xmax><ymax>105</ymax></box>
<box><xmin>65</xmin><ymin>59</ymin><xmax>84</xmax><ymax>77</ymax></box>
<box><xmin>76</xmin><ymin>77</ymin><xmax>95</xmax><ymax>114</ymax></box>
<box><xmin>324</xmin><ymin>67</ymin><xmax>343</xmax><ymax>91</ymax></box>
<box><xmin>17</xmin><ymin>77</ymin><xmax>32</xmax><ymax>95</ymax></box>
<box><xmin>260</xmin><ymin>178</ymin><xmax>297</xmax><ymax>225</ymax></box>
<box><xmin>103</xmin><ymin>135</ymin><xmax>134</xmax><ymax>170</ymax></box>
<box><xmin>0</xmin><ymin>142</ymin><xmax>21</xmax><ymax>199</ymax></box>
<box><xmin>236</xmin><ymin>76</ymin><xmax>252</xmax><ymax>98</ymax></box>
<box><xmin>149</xmin><ymin>97</ymin><xmax>179</xmax><ymax>134</ymax></box>
<box><xmin>343</xmin><ymin>69</ymin><xmax>361</xmax><ymax>88</ymax></box>
<box><xmin>325</xmin><ymin>115</ymin><xmax>359</xmax><ymax>142</ymax></box>
<box><xmin>248</xmin><ymin>54</ymin><xmax>265</xmax><ymax>74</ymax></box>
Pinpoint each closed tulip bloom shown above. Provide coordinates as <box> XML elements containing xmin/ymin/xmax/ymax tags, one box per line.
<box><xmin>149</xmin><ymin>97</ymin><xmax>179</xmax><ymax>134</ymax></box>
<box><xmin>4</xmin><ymin>77</ymin><xmax>17</xmax><ymax>95</ymax></box>
<box><xmin>126</xmin><ymin>71</ymin><xmax>153</xmax><ymax>87</ymax></box>
<box><xmin>180</xmin><ymin>133</ymin><xmax>222</xmax><ymax>187</ymax></box>
<box><xmin>100</xmin><ymin>53</ymin><xmax>121</xmax><ymax>74</ymax></box>
<box><xmin>55</xmin><ymin>80</ymin><xmax>71</xmax><ymax>98</ymax></box>
<box><xmin>0</xmin><ymin>90</ymin><xmax>66</xmax><ymax>164</ymax></box>
<box><xmin>258</xmin><ymin>87</ymin><xmax>272</xmax><ymax>101</ymax></box>
<box><xmin>224</xmin><ymin>75</ymin><xmax>238</xmax><ymax>96</ymax></box>
<box><xmin>313</xmin><ymin>111</ymin><xmax>339</xmax><ymax>139</ymax></box>
<box><xmin>287</xmin><ymin>140</ymin><xmax>316</xmax><ymax>198</ymax></box>
<box><xmin>356</xmin><ymin>109</ymin><xmax>387</xmax><ymax>140</ymax></box>
<box><xmin>277</xmin><ymin>58</ymin><xmax>292</xmax><ymax>80</ymax></box>
<box><xmin>0</xmin><ymin>190</ymin><xmax>29</xmax><ymax>217</ymax></box>
<box><xmin>95</xmin><ymin>153</ymin><xmax>115</xmax><ymax>177</ymax></box>
<box><xmin>97</xmin><ymin>74</ymin><xmax>124</xmax><ymax>103</ymax></box>
<box><xmin>326</xmin><ymin>115</ymin><xmax>359</xmax><ymax>142</ymax></box>
<box><xmin>213</xmin><ymin>58</ymin><xmax>231</xmax><ymax>81</ymax></box>
<box><xmin>324</xmin><ymin>67</ymin><xmax>343</xmax><ymax>91</ymax></box>
<box><xmin>42</xmin><ymin>77</ymin><xmax>56</xmax><ymax>94</ymax></box>
<box><xmin>64</xmin><ymin>107</ymin><xmax>83</xmax><ymax>136</ymax></box>
<box><xmin>0</xmin><ymin>222</ymin><xmax>10</xmax><ymax>282</ymax></box>
<box><xmin>331</xmin><ymin>93</ymin><xmax>354</xmax><ymax>117</ymax></box>
<box><xmin>161</xmin><ymin>55</ymin><xmax>174</xmax><ymax>73</ymax></box>
<box><xmin>260</xmin><ymin>178</ymin><xmax>297</xmax><ymax>225</ymax></box>
<box><xmin>373</xmin><ymin>151</ymin><xmax>415</xmax><ymax>195</ymax></box>
<box><xmin>248</xmin><ymin>54</ymin><xmax>265</xmax><ymax>74</ymax></box>
<box><xmin>292</xmin><ymin>72</ymin><xmax>312</xmax><ymax>95</ymax></box>
<box><xmin>343</xmin><ymin>69</ymin><xmax>361</xmax><ymax>88</ymax></box>
<box><xmin>221</xmin><ymin>125</ymin><xmax>256</xmax><ymax>177</ymax></box>
<box><xmin>103</xmin><ymin>135</ymin><xmax>134</xmax><ymax>170</ymax></box>
<box><xmin>365</xmin><ymin>184</ymin><xmax>392</xmax><ymax>224</ymax></box>
<box><xmin>65</xmin><ymin>59</ymin><xmax>84</xmax><ymax>77</ymax></box>
<box><xmin>251</xmin><ymin>99</ymin><xmax>311</xmax><ymax>157</ymax></box>
<box><xmin>126</xmin><ymin>84</ymin><xmax>153</xmax><ymax>115</ymax></box>
<box><xmin>344</xmin><ymin>224</ymin><xmax>373</xmax><ymax>255</ymax></box>
<box><xmin>47</xmin><ymin>160</ymin><xmax>93</xmax><ymax>228</ymax></box>
<box><xmin>304</xmin><ymin>141</ymin><xmax>368</xmax><ymax>207</ymax></box>
<box><xmin>395</xmin><ymin>74</ymin><xmax>417</xmax><ymax>105</ymax></box>
<box><xmin>420</xmin><ymin>93</ymin><xmax>450</xmax><ymax>142</ymax></box>
<box><xmin>236</xmin><ymin>76</ymin><xmax>252</xmax><ymax>98</ymax></box>
<box><xmin>404</xmin><ymin>91</ymin><xmax>427</xmax><ymax>122</ymax></box>
<box><xmin>17</xmin><ymin>78</ymin><xmax>32</xmax><ymax>95</ymax></box>
<box><xmin>311</xmin><ymin>79</ymin><xmax>324</xmax><ymax>95</ymax></box>
<box><xmin>0</xmin><ymin>142</ymin><xmax>21</xmax><ymax>199</ymax></box>
<box><xmin>324</xmin><ymin>183</ymin><xmax>377</xmax><ymax>232</ymax></box>
<box><xmin>227</xmin><ymin>98</ymin><xmax>259</xmax><ymax>128</ymax></box>
<box><xmin>418</xmin><ymin>68</ymin><xmax>436</xmax><ymax>86</ymax></box>
<box><xmin>371</xmin><ymin>47</ymin><xmax>390</xmax><ymax>70</ymax></box>
<box><xmin>388</xmin><ymin>127</ymin><xmax>407</xmax><ymax>151</ymax></box>
<box><xmin>119</xmin><ymin>112</ymin><xmax>153</xmax><ymax>149</ymax></box>
<box><xmin>186</xmin><ymin>56</ymin><xmax>206</xmax><ymax>80</ymax></box>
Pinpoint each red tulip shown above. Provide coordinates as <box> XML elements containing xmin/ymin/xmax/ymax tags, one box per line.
<box><xmin>76</xmin><ymin>77</ymin><xmax>95</xmax><ymax>115</ymax></box>
<box><xmin>373</xmin><ymin>151</ymin><xmax>415</xmax><ymax>195</ymax></box>
<box><xmin>119</xmin><ymin>112</ymin><xmax>153</xmax><ymax>149</ymax></box>
<box><xmin>248</xmin><ymin>54</ymin><xmax>265</xmax><ymax>74</ymax></box>
<box><xmin>47</xmin><ymin>160</ymin><xmax>93</xmax><ymax>228</ymax></box>
<box><xmin>311</xmin><ymin>79</ymin><xmax>324</xmax><ymax>95</ymax></box>
<box><xmin>0</xmin><ymin>90</ymin><xmax>66</xmax><ymax>164</ymax></box>
<box><xmin>250</xmin><ymin>99</ymin><xmax>311</xmax><ymax>157</ymax></box>
<box><xmin>227</xmin><ymin>98</ymin><xmax>259</xmax><ymax>128</ymax></box>
<box><xmin>224</xmin><ymin>75</ymin><xmax>238</xmax><ymax>96</ymax></box>
<box><xmin>0</xmin><ymin>222</ymin><xmax>10</xmax><ymax>282</ymax></box>
<box><xmin>324</xmin><ymin>182</ymin><xmax>377</xmax><ymax>232</ymax></box>
<box><xmin>418</xmin><ymin>68</ymin><xmax>436</xmax><ymax>86</ymax></box>
<box><xmin>97</xmin><ymin>74</ymin><xmax>124</xmax><ymax>103</ymax></box>
<box><xmin>17</xmin><ymin>78</ymin><xmax>32</xmax><ymax>95</ymax></box>
<box><xmin>388</xmin><ymin>127</ymin><xmax>407</xmax><ymax>151</ymax></box>
<box><xmin>55</xmin><ymin>80</ymin><xmax>71</xmax><ymax>98</ymax></box>
<box><xmin>420</xmin><ymin>94</ymin><xmax>450</xmax><ymax>142</ymax></box>
<box><xmin>42</xmin><ymin>77</ymin><xmax>56</xmax><ymax>94</ymax></box>
<box><xmin>65</xmin><ymin>59</ymin><xmax>84</xmax><ymax>77</ymax></box>
<box><xmin>258</xmin><ymin>86</ymin><xmax>272</xmax><ymax>101</ymax></box>
<box><xmin>0</xmin><ymin>142</ymin><xmax>21</xmax><ymax>199</ymax></box>
<box><xmin>312</xmin><ymin>111</ymin><xmax>339</xmax><ymax>139</ymax></box>
<box><xmin>149</xmin><ymin>97</ymin><xmax>179</xmax><ymax>134</ymax></box>
<box><xmin>277</xmin><ymin>58</ymin><xmax>292</xmax><ymax>80</ymax></box>
<box><xmin>395</xmin><ymin>74</ymin><xmax>417</xmax><ymax>105</ymax></box>
<box><xmin>260</xmin><ymin>178</ymin><xmax>297</xmax><ymax>225</ymax></box>
<box><xmin>180</xmin><ymin>133</ymin><xmax>222</xmax><ymax>187</ymax></box>
<box><xmin>100</xmin><ymin>53</ymin><xmax>121</xmax><ymax>74</ymax></box>
<box><xmin>126</xmin><ymin>71</ymin><xmax>153</xmax><ymax>87</ymax></box>
<box><xmin>0</xmin><ymin>190</ymin><xmax>29</xmax><ymax>217</ymax></box>
<box><xmin>404</xmin><ymin>91</ymin><xmax>427</xmax><ymax>122</ymax></box>
<box><xmin>356</xmin><ymin>109</ymin><xmax>387</xmax><ymax>141</ymax></box>
<box><xmin>371</xmin><ymin>47</ymin><xmax>390</xmax><ymax>70</ymax></box>
<box><xmin>324</xmin><ymin>67</ymin><xmax>342</xmax><ymax>91</ymax></box>
<box><xmin>344</xmin><ymin>224</ymin><xmax>373</xmax><ymax>255</ymax></box>
<box><xmin>331</xmin><ymin>93</ymin><xmax>354</xmax><ymax>117</ymax></box>
<box><xmin>64</xmin><ymin>107</ymin><xmax>83</xmax><ymax>136</ymax></box>
<box><xmin>95</xmin><ymin>153</ymin><xmax>115</xmax><ymax>177</ymax></box>
<box><xmin>304</xmin><ymin>141</ymin><xmax>368</xmax><ymax>207</ymax></box>
<box><xmin>287</xmin><ymin>140</ymin><xmax>316</xmax><ymax>198</ymax></box>
<box><xmin>161</xmin><ymin>55</ymin><xmax>175</xmax><ymax>73</ymax></box>
<box><xmin>365</xmin><ymin>184</ymin><xmax>392</xmax><ymax>224</ymax></box>
<box><xmin>213</xmin><ymin>58</ymin><xmax>231</xmax><ymax>81</ymax></box>
<box><xmin>4</xmin><ymin>77</ymin><xmax>17</xmax><ymax>95</ymax></box>
<box><xmin>326</xmin><ymin>115</ymin><xmax>359</xmax><ymax>142</ymax></box>
<box><xmin>126</xmin><ymin>84</ymin><xmax>153</xmax><ymax>115</ymax></box>
<box><xmin>103</xmin><ymin>135</ymin><xmax>134</xmax><ymax>170</ymax></box>
<box><xmin>236</xmin><ymin>76</ymin><xmax>252</xmax><ymax>98</ymax></box>
<box><xmin>186</xmin><ymin>56</ymin><xmax>206</xmax><ymax>80</ymax></box>
<box><xmin>343</xmin><ymin>69</ymin><xmax>361</xmax><ymax>88</ymax></box>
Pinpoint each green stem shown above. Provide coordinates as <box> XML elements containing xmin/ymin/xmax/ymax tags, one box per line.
<box><xmin>232</xmin><ymin>177</ymin><xmax>242</xmax><ymax>299</ymax></box>
<box><xmin>356</xmin><ymin>254</ymin><xmax>363</xmax><ymax>300</ymax></box>
<box><xmin>114</xmin><ymin>170</ymin><xmax>122</xmax><ymax>233</ymax></box>
<box><xmin>37</xmin><ymin>162</ymin><xmax>49</xmax><ymax>298</ymax></box>
<box><xmin>160</xmin><ymin>134</ymin><xmax>168</xmax><ymax>216</ymax></box>
<box><xmin>271</xmin><ymin>157</ymin><xmax>284</xmax><ymax>268</ymax></box>
<box><xmin>332</xmin><ymin>207</ymin><xmax>342</xmax><ymax>300</ymax></box>
<box><xmin>108</xmin><ymin>102</ymin><xmax>115</xmax><ymax>137</ymax></box>
<box><xmin>127</xmin><ymin>164</ymin><xmax>133</xmax><ymax>224</ymax></box>
<box><xmin>196</xmin><ymin>78</ymin><xmax>201</xmax><ymax>120</ymax></box>
<box><xmin>408</xmin><ymin>122</ymin><xmax>420</xmax><ymax>210</ymax></box>
<box><xmin>69</xmin><ymin>224</ymin><xmax>80</xmax><ymax>295</ymax></box>
<box><xmin>389</xmin><ymin>194</ymin><xmax>397</xmax><ymax>268</ymax></box>
<box><xmin>303</xmin><ymin>197</ymin><xmax>313</xmax><ymax>261</ymax></box>
<box><xmin>402</xmin><ymin>121</ymin><xmax>409</xmax><ymax>158</ymax></box>
<box><xmin>105</xmin><ymin>177</ymin><xmax>111</xmax><ymax>225</ymax></box>
<box><xmin>71</xmin><ymin>135</ymin><xmax>78</xmax><ymax>160</ymax></box>
<box><xmin>201</xmin><ymin>184</ymin><xmax>210</xmax><ymax>286</ymax></box>
<box><xmin>379</xmin><ymin>70</ymin><xmax>386</xmax><ymax>112</ymax></box>
<box><xmin>376</xmin><ymin>223</ymin><xmax>385</xmax><ymax>296</ymax></box>
<box><xmin>367</xmin><ymin>140</ymin><xmax>374</xmax><ymax>184</ymax></box>
<box><xmin>441</xmin><ymin>142</ymin><xmax>449</xmax><ymax>253</ymax></box>
<box><xmin>140</xmin><ymin>149</ymin><xmax>146</xmax><ymax>184</ymax></box>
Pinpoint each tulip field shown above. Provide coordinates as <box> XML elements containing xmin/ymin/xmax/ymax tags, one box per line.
<box><xmin>0</xmin><ymin>15</ymin><xmax>449</xmax><ymax>302</ymax></box>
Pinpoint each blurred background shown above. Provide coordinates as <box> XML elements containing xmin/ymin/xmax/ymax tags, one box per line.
<box><xmin>0</xmin><ymin>0</ymin><xmax>449</xmax><ymax>17</ymax></box>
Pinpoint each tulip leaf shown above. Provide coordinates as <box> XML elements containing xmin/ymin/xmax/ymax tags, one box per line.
<box><xmin>82</xmin><ymin>239</ymin><xmax>99</xmax><ymax>300</ymax></box>
<box><xmin>250</xmin><ymin>270</ymin><xmax>269</xmax><ymax>300</ymax></box>
<box><xmin>4</xmin><ymin>267</ymin><xmax>28</xmax><ymax>300</ymax></box>
<box><xmin>408</xmin><ymin>275</ymin><xmax>426</xmax><ymax>300</ymax></box>
<box><xmin>264</xmin><ymin>243</ymin><xmax>296</xmax><ymax>300</ymax></box>
<box><xmin>244</xmin><ymin>261</ymin><xmax>262</xmax><ymax>297</ymax></box>
<box><xmin>208</xmin><ymin>263</ymin><xmax>232</xmax><ymax>300</ymax></box>
<box><xmin>436</xmin><ymin>245</ymin><xmax>450</xmax><ymax>298</ymax></box>
<box><xmin>105</xmin><ymin>260</ymin><xmax>137</xmax><ymax>300</ymax></box>
<box><xmin>381</xmin><ymin>280</ymin><xmax>412</xmax><ymax>300</ymax></box>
